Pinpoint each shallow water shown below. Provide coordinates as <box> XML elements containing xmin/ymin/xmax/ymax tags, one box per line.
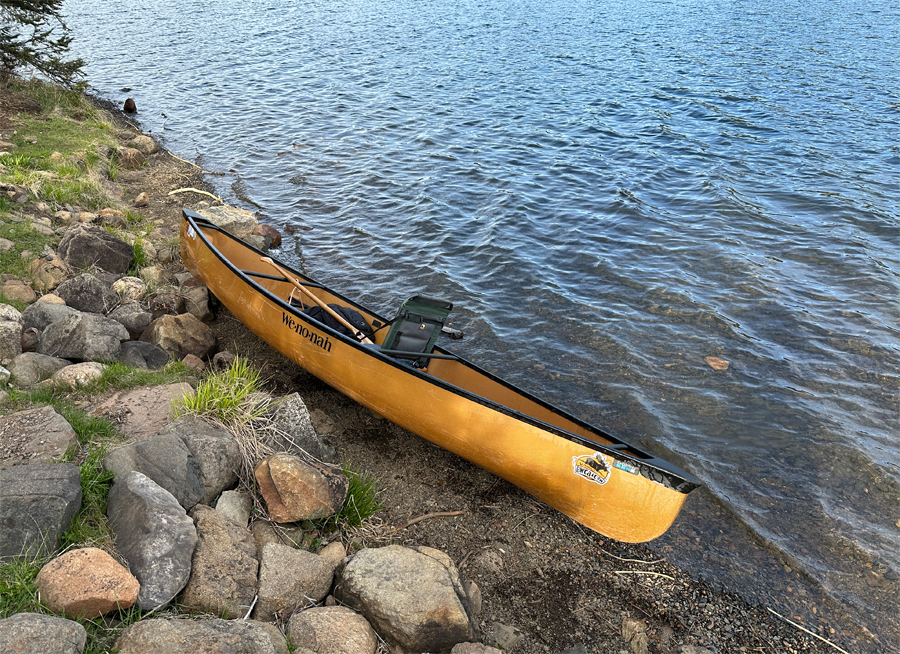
<box><xmin>64</xmin><ymin>0</ymin><xmax>899</xmax><ymax>648</ymax></box>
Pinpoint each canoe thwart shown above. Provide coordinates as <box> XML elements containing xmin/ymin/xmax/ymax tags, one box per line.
<box><xmin>241</xmin><ymin>269</ymin><xmax>326</xmax><ymax>288</ymax></box>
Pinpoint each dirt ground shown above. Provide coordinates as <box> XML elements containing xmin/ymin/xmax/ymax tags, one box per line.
<box><xmin>1</xmin><ymin>85</ymin><xmax>854</xmax><ymax>653</ymax></box>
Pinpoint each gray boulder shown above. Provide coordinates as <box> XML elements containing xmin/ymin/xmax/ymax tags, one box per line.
<box><xmin>182</xmin><ymin>284</ymin><xmax>215</xmax><ymax>322</ymax></box>
<box><xmin>288</xmin><ymin>606</ymin><xmax>377</xmax><ymax>654</ymax></box>
<box><xmin>141</xmin><ymin>313</ymin><xmax>216</xmax><ymax>360</ymax></box>
<box><xmin>180</xmin><ymin>505</ymin><xmax>259</xmax><ymax>619</ymax></box>
<box><xmin>0</xmin><ymin>463</ymin><xmax>82</xmax><ymax>560</ymax></box>
<box><xmin>0</xmin><ymin>303</ymin><xmax>22</xmax><ymax>323</ymax></box>
<box><xmin>106</xmin><ymin>471</ymin><xmax>198</xmax><ymax>610</ymax></box>
<box><xmin>38</xmin><ymin>313</ymin><xmax>129</xmax><ymax>362</ymax></box>
<box><xmin>7</xmin><ymin>352</ymin><xmax>70</xmax><ymax>387</ymax></box>
<box><xmin>21</xmin><ymin>301</ymin><xmax>79</xmax><ymax>332</ymax></box>
<box><xmin>0</xmin><ymin>405</ymin><xmax>78</xmax><ymax>468</ymax></box>
<box><xmin>264</xmin><ymin>393</ymin><xmax>335</xmax><ymax>463</ymax></box>
<box><xmin>215</xmin><ymin>490</ymin><xmax>253</xmax><ymax>528</ymax></box>
<box><xmin>130</xmin><ymin>134</ymin><xmax>161</xmax><ymax>155</ymax></box>
<box><xmin>57</xmin><ymin>224</ymin><xmax>133</xmax><ymax>274</ymax></box>
<box><xmin>51</xmin><ymin>361</ymin><xmax>106</xmax><ymax>388</ymax></box>
<box><xmin>156</xmin><ymin>415</ymin><xmax>241</xmax><ymax>505</ymax></box>
<box><xmin>0</xmin><ymin>319</ymin><xmax>22</xmax><ymax>363</ymax></box>
<box><xmin>111</xmin><ymin>276</ymin><xmax>146</xmax><ymax>302</ymax></box>
<box><xmin>452</xmin><ymin>645</ymin><xmax>503</xmax><ymax>654</ymax></box>
<box><xmin>115</xmin><ymin>618</ymin><xmax>287</xmax><ymax>654</ymax></box>
<box><xmin>334</xmin><ymin>545</ymin><xmax>476</xmax><ymax>652</ymax></box>
<box><xmin>253</xmin><ymin>542</ymin><xmax>336</xmax><ymax>622</ymax></box>
<box><xmin>103</xmin><ymin>432</ymin><xmax>204</xmax><ymax>511</ymax></box>
<box><xmin>108</xmin><ymin>302</ymin><xmax>153</xmax><ymax>340</ymax></box>
<box><xmin>0</xmin><ymin>613</ymin><xmax>86</xmax><ymax>654</ymax></box>
<box><xmin>54</xmin><ymin>274</ymin><xmax>120</xmax><ymax>314</ymax></box>
<box><xmin>139</xmin><ymin>265</ymin><xmax>177</xmax><ymax>287</ymax></box>
<box><xmin>118</xmin><ymin>340</ymin><xmax>170</xmax><ymax>370</ymax></box>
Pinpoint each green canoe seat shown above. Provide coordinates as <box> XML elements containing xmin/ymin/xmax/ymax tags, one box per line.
<box><xmin>381</xmin><ymin>295</ymin><xmax>453</xmax><ymax>367</ymax></box>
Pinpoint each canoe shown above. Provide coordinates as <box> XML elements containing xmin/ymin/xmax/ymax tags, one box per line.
<box><xmin>180</xmin><ymin>209</ymin><xmax>700</xmax><ymax>542</ymax></box>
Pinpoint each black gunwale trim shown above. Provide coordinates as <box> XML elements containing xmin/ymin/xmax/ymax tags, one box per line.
<box><xmin>183</xmin><ymin>210</ymin><xmax>701</xmax><ymax>493</ymax></box>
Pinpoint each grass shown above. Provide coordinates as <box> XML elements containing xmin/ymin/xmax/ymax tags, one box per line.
<box><xmin>0</xmin><ymin>77</ymin><xmax>118</xmax><ymax>214</ymax></box>
<box><xmin>0</xmin><ymin>553</ymin><xmax>47</xmax><ymax>617</ymax></box>
<box><xmin>131</xmin><ymin>238</ymin><xmax>150</xmax><ymax>271</ymax></box>
<box><xmin>0</xmin><ymin>217</ymin><xmax>58</xmax><ymax>283</ymax></box>
<box><xmin>172</xmin><ymin>356</ymin><xmax>271</xmax><ymax>425</ymax></box>
<box><xmin>321</xmin><ymin>465</ymin><xmax>383</xmax><ymax>530</ymax></box>
<box><xmin>91</xmin><ymin>360</ymin><xmax>191</xmax><ymax>393</ymax></box>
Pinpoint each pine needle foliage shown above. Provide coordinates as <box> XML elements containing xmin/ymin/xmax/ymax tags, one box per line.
<box><xmin>0</xmin><ymin>0</ymin><xmax>84</xmax><ymax>87</ymax></box>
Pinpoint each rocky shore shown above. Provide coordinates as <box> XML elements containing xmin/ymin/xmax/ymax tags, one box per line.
<box><xmin>0</xmin><ymin>82</ymin><xmax>861</xmax><ymax>653</ymax></box>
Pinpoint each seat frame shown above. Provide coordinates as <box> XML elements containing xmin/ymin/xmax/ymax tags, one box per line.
<box><xmin>381</xmin><ymin>295</ymin><xmax>453</xmax><ymax>367</ymax></box>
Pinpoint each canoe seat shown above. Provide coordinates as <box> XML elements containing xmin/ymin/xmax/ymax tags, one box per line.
<box><xmin>381</xmin><ymin>295</ymin><xmax>453</xmax><ymax>368</ymax></box>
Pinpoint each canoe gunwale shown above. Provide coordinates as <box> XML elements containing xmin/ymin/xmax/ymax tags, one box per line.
<box><xmin>182</xmin><ymin>210</ymin><xmax>701</xmax><ymax>495</ymax></box>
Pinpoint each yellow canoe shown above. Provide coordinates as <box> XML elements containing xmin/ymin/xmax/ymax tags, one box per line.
<box><xmin>180</xmin><ymin>209</ymin><xmax>700</xmax><ymax>542</ymax></box>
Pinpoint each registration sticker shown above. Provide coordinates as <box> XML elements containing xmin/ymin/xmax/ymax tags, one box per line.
<box><xmin>187</xmin><ymin>225</ymin><xmax>197</xmax><ymax>239</ymax></box>
<box><xmin>572</xmin><ymin>452</ymin><xmax>612</xmax><ymax>486</ymax></box>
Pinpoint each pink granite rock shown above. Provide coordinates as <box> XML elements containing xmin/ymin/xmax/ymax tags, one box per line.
<box><xmin>36</xmin><ymin>547</ymin><xmax>140</xmax><ymax>618</ymax></box>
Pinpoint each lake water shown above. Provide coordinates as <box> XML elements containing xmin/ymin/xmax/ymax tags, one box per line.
<box><xmin>63</xmin><ymin>0</ymin><xmax>898</xmax><ymax>649</ymax></box>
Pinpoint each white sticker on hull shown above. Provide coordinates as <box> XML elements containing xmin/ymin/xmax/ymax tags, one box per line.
<box><xmin>572</xmin><ymin>452</ymin><xmax>612</xmax><ymax>486</ymax></box>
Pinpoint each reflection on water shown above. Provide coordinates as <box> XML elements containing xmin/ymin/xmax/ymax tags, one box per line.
<box><xmin>65</xmin><ymin>0</ymin><xmax>899</xmax><ymax>649</ymax></box>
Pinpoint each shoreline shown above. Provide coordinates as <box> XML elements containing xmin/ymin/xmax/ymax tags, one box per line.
<box><xmin>0</xmin><ymin>79</ymin><xmax>877</xmax><ymax>653</ymax></box>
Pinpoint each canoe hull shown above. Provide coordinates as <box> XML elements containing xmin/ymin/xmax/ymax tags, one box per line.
<box><xmin>181</xmin><ymin>214</ymin><xmax>698</xmax><ymax>542</ymax></box>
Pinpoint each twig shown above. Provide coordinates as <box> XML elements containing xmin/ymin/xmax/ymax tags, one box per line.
<box><xmin>612</xmin><ymin>570</ymin><xmax>675</xmax><ymax>581</ymax></box>
<box><xmin>458</xmin><ymin>549</ymin><xmax>476</xmax><ymax>569</ymax></box>
<box><xmin>166</xmin><ymin>151</ymin><xmax>203</xmax><ymax>170</ymax></box>
<box><xmin>394</xmin><ymin>511</ymin><xmax>466</xmax><ymax>531</ymax></box>
<box><xmin>168</xmin><ymin>187</ymin><xmax>222</xmax><ymax>202</ymax></box>
<box><xmin>767</xmin><ymin>608</ymin><xmax>851</xmax><ymax>654</ymax></box>
<box><xmin>243</xmin><ymin>595</ymin><xmax>258</xmax><ymax>620</ymax></box>
<box><xmin>601</xmin><ymin>549</ymin><xmax>664</xmax><ymax>565</ymax></box>
<box><xmin>458</xmin><ymin>544</ymin><xmax>491</xmax><ymax>569</ymax></box>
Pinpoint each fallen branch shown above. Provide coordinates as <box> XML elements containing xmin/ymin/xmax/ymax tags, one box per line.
<box><xmin>612</xmin><ymin>570</ymin><xmax>675</xmax><ymax>581</ymax></box>
<box><xmin>168</xmin><ymin>187</ymin><xmax>222</xmax><ymax>202</ymax></box>
<box><xmin>601</xmin><ymin>549</ymin><xmax>664</xmax><ymax>565</ymax></box>
<box><xmin>767</xmin><ymin>608</ymin><xmax>850</xmax><ymax>654</ymax></box>
<box><xmin>167</xmin><ymin>151</ymin><xmax>201</xmax><ymax>169</ymax></box>
<box><xmin>394</xmin><ymin>511</ymin><xmax>466</xmax><ymax>531</ymax></box>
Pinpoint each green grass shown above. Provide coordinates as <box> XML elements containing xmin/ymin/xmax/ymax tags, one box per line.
<box><xmin>59</xmin><ymin>445</ymin><xmax>116</xmax><ymax>551</ymax></box>
<box><xmin>0</xmin><ymin>79</ymin><xmax>118</xmax><ymax>212</ymax></box>
<box><xmin>0</xmin><ymin>554</ymin><xmax>47</xmax><ymax>617</ymax></box>
<box><xmin>38</xmin><ymin>177</ymin><xmax>108</xmax><ymax>209</ymax></box>
<box><xmin>18</xmin><ymin>79</ymin><xmax>100</xmax><ymax>118</ymax></box>
<box><xmin>318</xmin><ymin>465</ymin><xmax>383</xmax><ymax>531</ymax></box>
<box><xmin>172</xmin><ymin>356</ymin><xmax>270</xmax><ymax>425</ymax></box>
<box><xmin>131</xmin><ymin>238</ymin><xmax>150</xmax><ymax>271</ymax></box>
<box><xmin>0</xmin><ymin>217</ymin><xmax>57</xmax><ymax>282</ymax></box>
<box><xmin>92</xmin><ymin>360</ymin><xmax>191</xmax><ymax>391</ymax></box>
